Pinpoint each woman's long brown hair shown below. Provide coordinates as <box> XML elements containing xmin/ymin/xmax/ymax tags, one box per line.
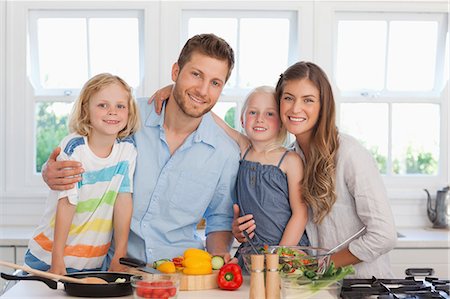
<box><xmin>275</xmin><ymin>61</ymin><xmax>339</xmax><ymax>223</ymax></box>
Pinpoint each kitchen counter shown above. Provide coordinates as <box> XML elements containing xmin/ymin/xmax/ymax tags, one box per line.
<box><xmin>0</xmin><ymin>277</ymin><xmax>251</xmax><ymax>298</ymax></box>
<box><xmin>395</xmin><ymin>227</ymin><xmax>450</xmax><ymax>248</ymax></box>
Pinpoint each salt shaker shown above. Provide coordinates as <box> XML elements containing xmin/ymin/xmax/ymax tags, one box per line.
<box><xmin>249</xmin><ymin>254</ymin><xmax>265</xmax><ymax>299</ymax></box>
<box><xmin>265</xmin><ymin>253</ymin><xmax>280</xmax><ymax>299</ymax></box>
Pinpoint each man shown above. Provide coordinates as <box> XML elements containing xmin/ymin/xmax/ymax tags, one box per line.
<box><xmin>42</xmin><ymin>34</ymin><xmax>240</xmax><ymax>265</ymax></box>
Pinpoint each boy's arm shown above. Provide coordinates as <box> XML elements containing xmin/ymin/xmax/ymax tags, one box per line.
<box><xmin>211</xmin><ymin>112</ymin><xmax>250</xmax><ymax>152</ymax></box>
<box><xmin>279</xmin><ymin>152</ymin><xmax>308</xmax><ymax>246</ymax></box>
<box><xmin>50</xmin><ymin>197</ymin><xmax>76</xmax><ymax>275</ymax></box>
<box><xmin>109</xmin><ymin>192</ymin><xmax>133</xmax><ymax>272</ymax></box>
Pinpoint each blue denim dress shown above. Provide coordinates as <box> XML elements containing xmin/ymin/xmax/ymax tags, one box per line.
<box><xmin>235</xmin><ymin>148</ymin><xmax>310</xmax><ymax>271</ymax></box>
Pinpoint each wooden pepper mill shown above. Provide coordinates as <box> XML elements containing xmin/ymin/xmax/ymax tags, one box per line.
<box><xmin>249</xmin><ymin>254</ymin><xmax>265</xmax><ymax>299</ymax></box>
<box><xmin>265</xmin><ymin>253</ymin><xmax>280</xmax><ymax>299</ymax></box>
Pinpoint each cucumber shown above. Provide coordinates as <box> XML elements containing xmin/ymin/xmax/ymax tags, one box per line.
<box><xmin>211</xmin><ymin>256</ymin><xmax>225</xmax><ymax>270</ymax></box>
<box><xmin>153</xmin><ymin>258</ymin><xmax>171</xmax><ymax>269</ymax></box>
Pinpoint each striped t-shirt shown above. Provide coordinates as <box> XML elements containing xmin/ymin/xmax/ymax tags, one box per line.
<box><xmin>26</xmin><ymin>133</ymin><xmax>137</xmax><ymax>272</ymax></box>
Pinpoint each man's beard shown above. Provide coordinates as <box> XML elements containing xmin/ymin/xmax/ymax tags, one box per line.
<box><xmin>172</xmin><ymin>86</ymin><xmax>214</xmax><ymax>118</ymax></box>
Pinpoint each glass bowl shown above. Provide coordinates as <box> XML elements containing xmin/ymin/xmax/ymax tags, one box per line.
<box><xmin>131</xmin><ymin>273</ymin><xmax>180</xmax><ymax>299</ymax></box>
<box><xmin>240</xmin><ymin>245</ymin><xmax>331</xmax><ymax>276</ymax></box>
<box><xmin>281</xmin><ymin>275</ymin><xmax>342</xmax><ymax>299</ymax></box>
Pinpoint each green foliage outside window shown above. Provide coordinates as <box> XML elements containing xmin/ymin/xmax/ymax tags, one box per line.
<box><xmin>370</xmin><ymin>146</ymin><xmax>387</xmax><ymax>174</ymax></box>
<box><xmin>35</xmin><ymin>102</ymin><xmax>69</xmax><ymax>173</ymax></box>
<box><xmin>370</xmin><ymin>145</ymin><xmax>437</xmax><ymax>175</ymax></box>
<box><xmin>404</xmin><ymin>146</ymin><xmax>437</xmax><ymax>174</ymax></box>
<box><xmin>224</xmin><ymin>107</ymin><xmax>236</xmax><ymax>128</ymax></box>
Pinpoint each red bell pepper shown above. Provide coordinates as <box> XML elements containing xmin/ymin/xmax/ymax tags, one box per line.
<box><xmin>217</xmin><ymin>263</ymin><xmax>243</xmax><ymax>291</ymax></box>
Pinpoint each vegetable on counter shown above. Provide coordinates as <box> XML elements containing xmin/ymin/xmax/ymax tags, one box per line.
<box><xmin>211</xmin><ymin>256</ymin><xmax>225</xmax><ymax>270</ymax></box>
<box><xmin>156</xmin><ymin>261</ymin><xmax>177</xmax><ymax>274</ymax></box>
<box><xmin>217</xmin><ymin>264</ymin><xmax>243</xmax><ymax>291</ymax></box>
<box><xmin>182</xmin><ymin>248</ymin><xmax>213</xmax><ymax>275</ymax></box>
<box><xmin>282</xmin><ymin>262</ymin><xmax>355</xmax><ymax>293</ymax></box>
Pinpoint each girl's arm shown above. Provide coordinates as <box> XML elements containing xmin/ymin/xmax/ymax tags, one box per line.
<box><xmin>211</xmin><ymin>112</ymin><xmax>250</xmax><ymax>153</ymax></box>
<box><xmin>50</xmin><ymin>197</ymin><xmax>76</xmax><ymax>275</ymax></box>
<box><xmin>279</xmin><ymin>152</ymin><xmax>308</xmax><ymax>246</ymax></box>
<box><xmin>108</xmin><ymin>192</ymin><xmax>133</xmax><ymax>272</ymax></box>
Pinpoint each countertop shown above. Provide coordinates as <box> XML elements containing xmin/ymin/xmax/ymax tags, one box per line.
<box><xmin>0</xmin><ymin>277</ymin><xmax>251</xmax><ymax>298</ymax></box>
<box><xmin>1</xmin><ymin>226</ymin><xmax>449</xmax><ymax>248</ymax></box>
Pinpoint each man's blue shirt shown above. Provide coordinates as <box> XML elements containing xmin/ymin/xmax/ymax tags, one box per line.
<box><xmin>126</xmin><ymin>99</ymin><xmax>239</xmax><ymax>263</ymax></box>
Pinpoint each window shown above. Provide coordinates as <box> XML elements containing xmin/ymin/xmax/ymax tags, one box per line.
<box><xmin>334</xmin><ymin>12</ymin><xmax>448</xmax><ymax>180</ymax></box>
<box><xmin>182</xmin><ymin>10</ymin><xmax>298</xmax><ymax>129</ymax></box>
<box><xmin>28</xmin><ymin>10</ymin><xmax>144</xmax><ymax>172</ymax></box>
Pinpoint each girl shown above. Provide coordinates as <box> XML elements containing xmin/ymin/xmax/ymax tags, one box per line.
<box><xmin>25</xmin><ymin>73</ymin><xmax>140</xmax><ymax>274</ymax></box>
<box><xmin>234</xmin><ymin>62</ymin><xmax>397</xmax><ymax>278</ymax></box>
<box><xmin>212</xmin><ymin>86</ymin><xmax>309</xmax><ymax>266</ymax></box>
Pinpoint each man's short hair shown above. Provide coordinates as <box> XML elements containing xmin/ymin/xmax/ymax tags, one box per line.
<box><xmin>177</xmin><ymin>33</ymin><xmax>235</xmax><ymax>82</ymax></box>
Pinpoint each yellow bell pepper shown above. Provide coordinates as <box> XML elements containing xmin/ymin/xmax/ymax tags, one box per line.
<box><xmin>183</xmin><ymin>248</ymin><xmax>211</xmax><ymax>261</ymax></box>
<box><xmin>182</xmin><ymin>249</ymin><xmax>213</xmax><ymax>275</ymax></box>
<box><xmin>156</xmin><ymin>261</ymin><xmax>176</xmax><ymax>274</ymax></box>
<box><xmin>182</xmin><ymin>257</ymin><xmax>212</xmax><ymax>275</ymax></box>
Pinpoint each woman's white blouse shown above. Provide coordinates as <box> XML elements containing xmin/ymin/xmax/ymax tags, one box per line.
<box><xmin>294</xmin><ymin>133</ymin><xmax>397</xmax><ymax>278</ymax></box>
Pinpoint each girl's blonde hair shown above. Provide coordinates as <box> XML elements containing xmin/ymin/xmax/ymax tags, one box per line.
<box><xmin>69</xmin><ymin>73</ymin><xmax>140</xmax><ymax>139</ymax></box>
<box><xmin>241</xmin><ymin>86</ymin><xmax>287</xmax><ymax>152</ymax></box>
<box><xmin>275</xmin><ymin>62</ymin><xmax>339</xmax><ymax>224</ymax></box>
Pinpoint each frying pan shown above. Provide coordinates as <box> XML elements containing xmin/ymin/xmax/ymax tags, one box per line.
<box><xmin>1</xmin><ymin>271</ymin><xmax>135</xmax><ymax>297</ymax></box>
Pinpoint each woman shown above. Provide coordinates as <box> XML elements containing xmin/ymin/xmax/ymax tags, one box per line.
<box><xmin>234</xmin><ymin>61</ymin><xmax>397</xmax><ymax>278</ymax></box>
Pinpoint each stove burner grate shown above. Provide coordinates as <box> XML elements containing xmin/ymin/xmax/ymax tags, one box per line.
<box><xmin>341</xmin><ymin>276</ymin><xmax>450</xmax><ymax>299</ymax></box>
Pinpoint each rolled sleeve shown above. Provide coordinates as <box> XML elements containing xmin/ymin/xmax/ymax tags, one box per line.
<box><xmin>344</xmin><ymin>143</ymin><xmax>397</xmax><ymax>262</ymax></box>
<box><xmin>204</xmin><ymin>155</ymin><xmax>239</xmax><ymax>236</ymax></box>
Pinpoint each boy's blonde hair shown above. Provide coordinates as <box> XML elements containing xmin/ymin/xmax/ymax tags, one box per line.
<box><xmin>69</xmin><ymin>73</ymin><xmax>140</xmax><ymax>139</ymax></box>
<box><xmin>241</xmin><ymin>86</ymin><xmax>287</xmax><ymax>151</ymax></box>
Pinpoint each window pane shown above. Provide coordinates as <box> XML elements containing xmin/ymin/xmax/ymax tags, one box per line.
<box><xmin>392</xmin><ymin>104</ymin><xmax>439</xmax><ymax>175</ymax></box>
<box><xmin>188</xmin><ymin>18</ymin><xmax>238</xmax><ymax>87</ymax></box>
<box><xmin>35</xmin><ymin>102</ymin><xmax>72</xmax><ymax>173</ymax></box>
<box><xmin>340</xmin><ymin>103</ymin><xmax>388</xmax><ymax>173</ymax></box>
<box><xmin>89</xmin><ymin>18</ymin><xmax>140</xmax><ymax>87</ymax></box>
<box><xmin>37</xmin><ymin>18</ymin><xmax>88</xmax><ymax>88</ymax></box>
<box><xmin>387</xmin><ymin>21</ymin><xmax>437</xmax><ymax>91</ymax></box>
<box><xmin>239</xmin><ymin>18</ymin><xmax>289</xmax><ymax>88</ymax></box>
<box><xmin>336</xmin><ymin>21</ymin><xmax>387</xmax><ymax>91</ymax></box>
<box><xmin>212</xmin><ymin>101</ymin><xmax>237</xmax><ymax>129</ymax></box>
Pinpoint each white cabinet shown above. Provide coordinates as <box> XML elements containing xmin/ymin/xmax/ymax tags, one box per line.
<box><xmin>389</xmin><ymin>248</ymin><xmax>450</xmax><ymax>278</ymax></box>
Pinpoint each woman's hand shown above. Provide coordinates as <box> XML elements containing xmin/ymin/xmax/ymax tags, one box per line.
<box><xmin>42</xmin><ymin>147</ymin><xmax>83</xmax><ymax>191</ymax></box>
<box><xmin>232</xmin><ymin>204</ymin><xmax>256</xmax><ymax>243</ymax></box>
<box><xmin>148</xmin><ymin>84</ymin><xmax>174</xmax><ymax>115</ymax></box>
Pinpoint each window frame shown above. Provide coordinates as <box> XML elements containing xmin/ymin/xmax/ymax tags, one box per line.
<box><xmin>320</xmin><ymin>2</ymin><xmax>449</xmax><ymax>197</ymax></box>
<box><xmin>333</xmin><ymin>11</ymin><xmax>448</xmax><ymax>99</ymax></box>
<box><xmin>180</xmin><ymin>7</ymin><xmax>302</xmax><ymax>129</ymax></box>
<box><xmin>28</xmin><ymin>9</ymin><xmax>145</xmax><ymax>97</ymax></box>
<box><xmin>5</xmin><ymin>1</ymin><xmax>159</xmax><ymax>201</ymax></box>
<box><xmin>0</xmin><ymin>0</ymin><xmax>6</xmax><ymax>201</ymax></box>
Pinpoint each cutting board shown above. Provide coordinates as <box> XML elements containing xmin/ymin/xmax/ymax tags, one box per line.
<box><xmin>126</xmin><ymin>268</ymin><xmax>218</xmax><ymax>291</ymax></box>
<box><xmin>179</xmin><ymin>270</ymin><xmax>218</xmax><ymax>291</ymax></box>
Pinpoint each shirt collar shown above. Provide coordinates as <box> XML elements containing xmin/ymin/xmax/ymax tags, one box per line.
<box><xmin>144</xmin><ymin>102</ymin><xmax>218</xmax><ymax>148</ymax></box>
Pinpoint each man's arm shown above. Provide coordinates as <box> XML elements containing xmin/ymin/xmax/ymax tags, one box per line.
<box><xmin>42</xmin><ymin>147</ymin><xmax>84</xmax><ymax>190</ymax></box>
<box><xmin>205</xmin><ymin>231</ymin><xmax>234</xmax><ymax>263</ymax></box>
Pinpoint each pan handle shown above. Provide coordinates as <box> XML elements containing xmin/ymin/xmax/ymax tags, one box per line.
<box><xmin>1</xmin><ymin>272</ymin><xmax>58</xmax><ymax>289</ymax></box>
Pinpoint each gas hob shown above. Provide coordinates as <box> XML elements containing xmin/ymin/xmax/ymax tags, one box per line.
<box><xmin>341</xmin><ymin>276</ymin><xmax>450</xmax><ymax>299</ymax></box>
